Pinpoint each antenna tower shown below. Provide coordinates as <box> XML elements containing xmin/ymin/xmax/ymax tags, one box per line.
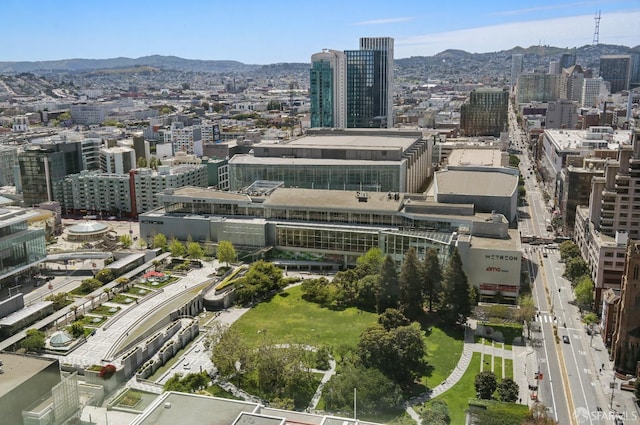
<box><xmin>593</xmin><ymin>10</ymin><xmax>601</xmax><ymax>45</ymax></box>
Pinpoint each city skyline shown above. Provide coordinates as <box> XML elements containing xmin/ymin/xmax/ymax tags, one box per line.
<box><xmin>1</xmin><ymin>0</ymin><xmax>639</xmax><ymax>64</ymax></box>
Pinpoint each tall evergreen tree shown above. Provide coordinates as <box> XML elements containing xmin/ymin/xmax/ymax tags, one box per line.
<box><xmin>376</xmin><ymin>255</ymin><xmax>399</xmax><ymax>313</ymax></box>
<box><xmin>422</xmin><ymin>248</ymin><xmax>442</xmax><ymax>312</ymax></box>
<box><xmin>441</xmin><ymin>249</ymin><xmax>471</xmax><ymax>325</ymax></box>
<box><xmin>399</xmin><ymin>247</ymin><xmax>424</xmax><ymax>320</ymax></box>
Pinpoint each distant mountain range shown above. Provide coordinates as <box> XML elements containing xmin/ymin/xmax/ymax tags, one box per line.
<box><xmin>1</xmin><ymin>44</ymin><xmax>637</xmax><ymax>74</ymax></box>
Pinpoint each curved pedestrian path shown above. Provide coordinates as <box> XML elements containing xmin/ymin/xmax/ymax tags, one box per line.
<box><xmin>405</xmin><ymin>324</ymin><xmax>516</xmax><ymax>423</ymax></box>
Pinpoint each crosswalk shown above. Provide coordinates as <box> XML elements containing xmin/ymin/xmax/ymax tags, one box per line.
<box><xmin>535</xmin><ymin>314</ymin><xmax>557</xmax><ymax>323</ymax></box>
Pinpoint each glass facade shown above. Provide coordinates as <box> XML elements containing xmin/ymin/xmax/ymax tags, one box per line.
<box><xmin>310</xmin><ymin>60</ymin><xmax>334</xmax><ymax>127</ymax></box>
<box><xmin>345</xmin><ymin>50</ymin><xmax>382</xmax><ymax>128</ymax></box>
<box><xmin>229</xmin><ymin>162</ymin><xmax>401</xmax><ymax>192</ymax></box>
<box><xmin>0</xmin><ymin>214</ymin><xmax>46</xmax><ymax>282</ymax></box>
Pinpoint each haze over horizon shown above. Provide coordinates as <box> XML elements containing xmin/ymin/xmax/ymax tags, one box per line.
<box><xmin>2</xmin><ymin>0</ymin><xmax>639</xmax><ymax>64</ymax></box>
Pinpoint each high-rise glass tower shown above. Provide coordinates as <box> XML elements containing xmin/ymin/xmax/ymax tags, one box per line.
<box><xmin>310</xmin><ymin>37</ymin><xmax>394</xmax><ymax>129</ymax></box>
<box><xmin>599</xmin><ymin>55</ymin><xmax>632</xmax><ymax>93</ymax></box>
<box><xmin>510</xmin><ymin>54</ymin><xmax>524</xmax><ymax>88</ymax></box>
<box><xmin>310</xmin><ymin>49</ymin><xmax>346</xmax><ymax>128</ymax></box>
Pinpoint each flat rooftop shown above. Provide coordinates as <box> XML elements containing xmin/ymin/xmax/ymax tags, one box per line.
<box><xmin>435</xmin><ymin>169</ymin><xmax>518</xmax><ymax>197</ymax></box>
<box><xmin>470</xmin><ymin>229</ymin><xmax>521</xmax><ymax>250</ymax></box>
<box><xmin>447</xmin><ymin>148</ymin><xmax>505</xmax><ymax>167</ymax></box>
<box><xmin>229</xmin><ymin>155</ymin><xmax>401</xmax><ymax>166</ymax></box>
<box><xmin>545</xmin><ymin>128</ymin><xmax>631</xmax><ymax>151</ymax></box>
<box><xmin>0</xmin><ymin>352</ymin><xmax>58</xmax><ymax>398</ymax></box>
<box><xmin>264</xmin><ymin>188</ymin><xmax>403</xmax><ymax>212</ymax></box>
<box><xmin>283</xmin><ymin>133</ymin><xmax>418</xmax><ymax>150</ymax></box>
<box><xmin>161</xmin><ymin>187</ymin><xmax>253</xmax><ymax>202</ymax></box>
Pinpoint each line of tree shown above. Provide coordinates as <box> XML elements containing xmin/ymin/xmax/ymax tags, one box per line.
<box><xmin>559</xmin><ymin>241</ymin><xmax>594</xmax><ymax>311</ymax></box>
<box><xmin>301</xmin><ymin>247</ymin><xmax>473</xmax><ymax>324</ymax></box>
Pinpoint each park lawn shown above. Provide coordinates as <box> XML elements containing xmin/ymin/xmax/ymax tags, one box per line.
<box><xmin>422</xmin><ymin>326</ymin><xmax>464</xmax><ymax>389</ymax></box>
<box><xmin>481</xmin><ymin>352</ymin><xmax>492</xmax><ymax>373</ymax></box>
<box><xmin>205</xmin><ymin>384</ymin><xmax>241</xmax><ymax>400</ymax></box>
<box><xmin>505</xmin><ymin>359</ymin><xmax>514</xmax><ymax>379</ymax></box>
<box><xmin>494</xmin><ymin>355</ymin><xmax>503</xmax><ymax>379</ymax></box>
<box><xmin>424</xmin><ymin>352</ymin><xmax>482</xmax><ymax>425</ymax></box>
<box><xmin>232</xmin><ymin>285</ymin><xmax>378</xmax><ymax>349</ymax></box>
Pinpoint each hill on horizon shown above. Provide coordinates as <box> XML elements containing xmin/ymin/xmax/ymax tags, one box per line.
<box><xmin>0</xmin><ymin>44</ymin><xmax>635</xmax><ymax>74</ymax></box>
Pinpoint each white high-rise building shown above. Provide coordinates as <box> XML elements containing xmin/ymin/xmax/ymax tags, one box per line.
<box><xmin>581</xmin><ymin>77</ymin><xmax>609</xmax><ymax>108</ymax></box>
<box><xmin>99</xmin><ymin>146</ymin><xmax>136</xmax><ymax>174</ymax></box>
<box><xmin>510</xmin><ymin>54</ymin><xmax>524</xmax><ymax>88</ymax></box>
<box><xmin>310</xmin><ymin>49</ymin><xmax>346</xmax><ymax>128</ymax></box>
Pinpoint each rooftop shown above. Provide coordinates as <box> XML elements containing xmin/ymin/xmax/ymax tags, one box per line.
<box><xmin>284</xmin><ymin>132</ymin><xmax>418</xmax><ymax>150</ymax></box>
<box><xmin>229</xmin><ymin>155</ymin><xmax>401</xmax><ymax>166</ymax></box>
<box><xmin>264</xmin><ymin>188</ymin><xmax>403</xmax><ymax>212</ymax></box>
<box><xmin>435</xmin><ymin>169</ymin><xmax>518</xmax><ymax>197</ymax></box>
<box><xmin>0</xmin><ymin>353</ymin><xmax>58</xmax><ymax>398</ymax></box>
<box><xmin>447</xmin><ymin>148</ymin><xmax>506</xmax><ymax>167</ymax></box>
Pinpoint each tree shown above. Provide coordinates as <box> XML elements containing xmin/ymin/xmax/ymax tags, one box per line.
<box><xmin>137</xmin><ymin>237</ymin><xmax>147</xmax><ymax>250</ymax></box>
<box><xmin>168</xmin><ymin>238</ymin><xmax>186</xmax><ymax>257</ymax></box>
<box><xmin>69</xmin><ymin>322</ymin><xmax>85</xmax><ymax>338</ymax></box>
<box><xmin>217</xmin><ymin>240</ymin><xmax>236</xmax><ymax>266</ymax></box>
<box><xmin>563</xmin><ymin>257</ymin><xmax>589</xmax><ymax>284</ymax></box>
<box><xmin>375</xmin><ymin>255</ymin><xmax>399</xmax><ymax>313</ymax></box>
<box><xmin>187</xmin><ymin>241</ymin><xmax>204</xmax><ymax>259</ymax></box>
<box><xmin>21</xmin><ymin>329</ymin><xmax>45</xmax><ymax>352</ymax></box>
<box><xmin>559</xmin><ymin>241</ymin><xmax>581</xmax><ymax>261</ymax></box>
<box><xmin>153</xmin><ymin>233</ymin><xmax>168</xmax><ymax>250</ymax></box>
<box><xmin>516</xmin><ymin>295</ymin><xmax>536</xmax><ymax>340</ymax></box>
<box><xmin>80</xmin><ymin>278</ymin><xmax>103</xmax><ymax>293</ymax></box>
<box><xmin>497</xmin><ymin>378</ymin><xmax>519</xmax><ymax>402</ymax></box>
<box><xmin>508</xmin><ymin>154</ymin><xmax>520</xmax><ymax>167</ymax></box>
<box><xmin>574</xmin><ymin>275</ymin><xmax>594</xmax><ymax>311</ymax></box>
<box><xmin>357</xmin><ymin>322</ymin><xmax>426</xmax><ymax>384</ymax></box>
<box><xmin>474</xmin><ymin>371</ymin><xmax>497</xmax><ymax>400</ymax></box>
<box><xmin>441</xmin><ymin>249</ymin><xmax>472</xmax><ymax>325</ymax></box>
<box><xmin>210</xmin><ymin>324</ymin><xmax>250</xmax><ymax>385</ymax></box>
<box><xmin>95</xmin><ymin>268</ymin><xmax>114</xmax><ymax>284</ymax></box>
<box><xmin>323</xmin><ymin>364</ymin><xmax>403</xmax><ymax>416</ymax></box>
<box><xmin>422</xmin><ymin>248</ymin><xmax>442</xmax><ymax>312</ymax></box>
<box><xmin>355</xmin><ymin>248</ymin><xmax>384</xmax><ymax>278</ymax></box>
<box><xmin>635</xmin><ymin>379</ymin><xmax>640</xmax><ymax>401</ymax></box>
<box><xmin>119</xmin><ymin>234</ymin><xmax>132</xmax><ymax>248</ymax></box>
<box><xmin>399</xmin><ymin>247</ymin><xmax>424</xmax><ymax>320</ymax></box>
<box><xmin>137</xmin><ymin>157</ymin><xmax>147</xmax><ymax>168</ymax></box>
<box><xmin>164</xmin><ymin>372</ymin><xmax>209</xmax><ymax>393</ymax></box>
<box><xmin>46</xmin><ymin>292</ymin><xmax>71</xmax><ymax>309</ymax></box>
<box><xmin>522</xmin><ymin>402</ymin><xmax>559</xmax><ymax>424</ymax></box>
<box><xmin>378</xmin><ymin>308</ymin><xmax>410</xmax><ymax>331</ymax></box>
<box><xmin>421</xmin><ymin>399</ymin><xmax>450</xmax><ymax>425</ymax></box>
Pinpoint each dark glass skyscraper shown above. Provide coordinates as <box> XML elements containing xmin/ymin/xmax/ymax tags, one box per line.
<box><xmin>310</xmin><ymin>37</ymin><xmax>393</xmax><ymax>129</ymax></box>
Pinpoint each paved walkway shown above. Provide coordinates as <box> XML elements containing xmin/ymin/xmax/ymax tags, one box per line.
<box><xmin>45</xmin><ymin>264</ymin><xmax>220</xmax><ymax>369</ymax></box>
<box><xmin>405</xmin><ymin>324</ymin><xmax>524</xmax><ymax>423</ymax></box>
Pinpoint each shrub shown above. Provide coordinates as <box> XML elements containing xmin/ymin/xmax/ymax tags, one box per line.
<box><xmin>99</xmin><ymin>364</ymin><xmax>117</xmax><ymax>380</ymax></box>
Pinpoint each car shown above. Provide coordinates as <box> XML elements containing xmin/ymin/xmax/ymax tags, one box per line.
<box><xmin>543</xmin><ymin>252</ymin><xmax>548</xmax><ymax>258</ymax></box>
<box><xmin>562</xmin><ymin>335</ymin><xmax>570</xmax><ymax>344</ymax></box>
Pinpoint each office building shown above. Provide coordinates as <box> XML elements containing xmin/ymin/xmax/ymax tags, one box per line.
<box><xmin>358</xmin><ymin>37</ymin><xmax>394</xmax><ymax>129</ymax></box>
<box><xmin>611</xmin><ymin>240</ymin><xmax>640</xmax><ymax>374</ymax></box>
<box><xmin>0</xmin><ymin>353</ymin><xmax>72</xmax><ymax>425</ymax></box>
<box><xmin>70</xmin><ymin>103</ymin><xmax>106</xmax><ymax>125</ymax></box>
<box><xmin>516</xmin><ymin>73</ymin><xmax>561</xmax><ymax>103</ymax></box>
<box><xmin>510</xmin><ymin>54</ymin><xmax>523</xmax><ymax>88</ymax></box>
<box><xmin>0</xmin><ymin>207</ymin><xmax>46</xmax><ymax>288</ymax></box>
<box><xmin>460</xmin><ymin>88</ymin><xmax>508</xmax><ymax>137</ymax></box>
<box><xmin>99</xmin><ymin>146</ymin><xmax>136</xmax><ymax>174</ymax></box>
<box><xmin>559</xmin><ymin>65</ymin><xmax>584</xmax><ymax>102</ymax></box>
<box><xmin>545</xmin><ymin>100</ymin><xmax>578</xmax><ymax>129</ymax></box>
<box><xmin>559</xmin><ymin>52</ymin><xmax>576</xmax><ymax>70</ymax></box>
<box><xmin>548</xmin><ymin>61</ymin><xmax>561</xmax><ymax>75</ymax></box>
<box><xmin>310</xmin><ymin>49</ymin><xmax>346</xmax><ymax>128</ymax></box>
<box><xmin>574</xmin><ymin>129</ymin><xmax>640</xmax><ymax>310</ymax></box>
<box><xmin>581</xmin><ymin>77</ymin><xmax>608</xmax><ymax>108</ymax></box>
<box><xmin>0</xmin><ymin>146</ymin><xmax>18</xmax><ymax>187</ymax></box>
<box><xmin>228</xmin><ymin>129</ymin><xmax>431</xmax><ymax>193</ymax></box>
<box><xmin>310</xmin><ymin>37</ymin><xmax>394</xmax><ymax>129</ymax></box>
<box><xmin>599</xmin><ymin>55</ymin><xmax>632</xmax><ymax>93</ymax></box>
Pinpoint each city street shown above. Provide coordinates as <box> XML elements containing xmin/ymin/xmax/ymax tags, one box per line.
<box><xmin>511</xmin><ymin>104</ymin><xmax>638</xmax><ymax>424</ymax></box>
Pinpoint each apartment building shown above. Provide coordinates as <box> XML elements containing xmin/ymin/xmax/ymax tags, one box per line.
<box><xmin>574</xmin><ymin>129</ymin><xmax>640</xmax><ymax>310</ymax></box>
<box><xmin>460</xmin><ymin>88</ymin><xmax>508</xmax><ymax>137</ymax></box>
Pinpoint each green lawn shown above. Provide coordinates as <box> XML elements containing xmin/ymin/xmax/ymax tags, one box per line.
<box><xmin>504</xmin><ymin>359</ymin><xmax>514</xmax><ymax>379</ymax></box>
<box><xmin>422</xmin><ymin>326</ymin><xmax>465</xmax><ymax>389</ymax></box>
<box><xmin>231</xmin><ymin>285</ymin><xmax>378</xmax><ymax>349</ymax></box>
<box><xmin>481</xmin><ymin>353</ymin><xmax>492</xmax><ymax>373</ymax></box>
<box><xmin>494</xmin><ymin>355</ymin><xmax>503</xmax><ymax>379</ymax></box>
<box><xmin>423</xmin><ymin>352</ymin><xmax>482</xmax><ymax>425</ymax></box>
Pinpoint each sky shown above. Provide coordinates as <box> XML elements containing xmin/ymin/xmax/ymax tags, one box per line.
<box><xmin>2</xmin><ymin>0</ymin><xmax>639</xmax><ymax>64</ymax></box>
